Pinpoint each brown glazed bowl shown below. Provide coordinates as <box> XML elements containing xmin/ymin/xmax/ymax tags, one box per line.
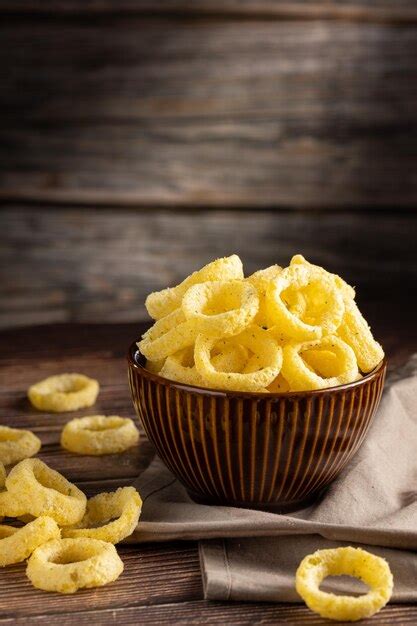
<box><xmin>128</xmin><ymin>344</ymin><xmax>386</xmax><ymax>511</ymax></box>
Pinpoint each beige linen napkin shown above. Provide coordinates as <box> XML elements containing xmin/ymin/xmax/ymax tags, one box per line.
<box><xmin>132</xmin><ymin>356</ymin><xmax>417</xmax><ymax>602</ymax></box>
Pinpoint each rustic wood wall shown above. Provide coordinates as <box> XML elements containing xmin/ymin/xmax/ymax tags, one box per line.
<box><xmin>0</xmin><ymin>1</ymin><xmax>416</xmax><ymax>328</ymax></box>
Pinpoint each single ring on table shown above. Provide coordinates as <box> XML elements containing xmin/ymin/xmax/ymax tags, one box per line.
<box><xmin>28</xmin><ymin>373</ymin><xmax>99</xmax><ymax>412</ymax></box>
<box><xmin>5</xmin><ymin>458</ymin><xmax>86</xmax><ymax>526</ymax></box>
<box><xmin>62</xmin><ymin>486</ymin><xmax>142</xmax><ymax>544</ymax></box>
<box><xmin>26</xmin><ymin>538</ymin><xmax>124</xmax><ymax>594</ymax></box>
<box><xmin>61</xmin><ymin>415</ymin><xmax>139</xmax><ymax>456</ymax></box>
<box><xmin>0</xmin><ymin>516</ymin><xmax>60</xmax><ymax>567</ymax></box>
<box><xmin>0</xmin><ymin>426</ymin><xmax>41</xmax><ymax>466</ymax></box>
<box><xmin>296</xmin><ymin>547</ymin><xmax>393</xmax><ymax>622</ymax></box>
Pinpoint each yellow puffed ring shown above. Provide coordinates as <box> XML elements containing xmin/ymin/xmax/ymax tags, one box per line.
<box><xmin>28</xmin><ymin>373</ymin><xmax>99</xmax><ymax>412</ymax></box>
<box><xmin>26</xmin><ymin>538</ymin><xmax>124</xmax><ymax>594</ymax></box>
<box><xmin>266</xmin><ymin>264</ymin><xmax>345</xmax><ymax>341</ymax></box>
<box><xmin>61</xmin><ymin>415</ymin><xmax>139</xmax><ymax>456</ymax></box>
<box><xmin>338</xmin><ymin>298</ymin><xmax>384</xmax><ymax>373</ymax></box>
<box><xmin>139</xmin><ymin>279</ymin><xmax>259</xmax><ymax>362</ymax></box>
<box><xmin>194</xmin><ymin>325</ymin><xmax>282</xmax><ymax>392</ymax></box>
<box><xmin>182</xmin><ymin>280</ymin><xmax>259</xmax><ymax>337</ymax></box>
<box><xmin>6</xmin><ymin>459</ymin><xmax>86</xmax><ymax>526</ymax></box>
<box><xmin>145</xmin><ymin>255</ymin><xmax>244</xmax><ymax>319</ymax></box>
<box><xmin>291</xmin><ymin>254</ymin><xmax>355</xmax><ymax>300</ymax></box>
<box><xmin>138</xmin><ymin>316</ymin><xmax>200</xmax><ymax>362</ymax></box>
<box><xmin>296</xmin><ymin>547</ymin><xmax>393</xmax><ymax>621</ymax></box>
<box><xmin>281</xmin><ymin>336</ymin><xmax>358</xmax><ymax>391</ymax></box>
<box><xmin>62</xmin><ymin>487</ymin><xmax>142</xmax><ymax>544</ymax></box>
<box><xmin>0</xmin><ymin>425</ymin><xmax>41</xmax><ymax>465</ymax></box>
<box><xmin>160</xmin><ymin>347</ymin><xmax>205</xmax><ymax>387</ymax></box>
<box><xmin>0</xmin><ymin>516</ymin><xmax>60</xmax><ymax>567</ymax></box>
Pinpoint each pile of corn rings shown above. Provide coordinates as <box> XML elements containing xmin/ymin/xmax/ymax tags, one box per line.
<box><xmin>139</xmin><ymin>254</ymin><xmax>384</xmax><ymax>392</ymax></box>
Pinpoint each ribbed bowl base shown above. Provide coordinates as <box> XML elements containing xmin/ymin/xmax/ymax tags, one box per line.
<box><xmin>186</xmin><ymin>487</ymin><xmax>325</xmax><ymax>513</ymax></box>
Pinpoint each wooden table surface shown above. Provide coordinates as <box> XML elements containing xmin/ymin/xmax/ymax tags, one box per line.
<box><xmin>0</xmin><ymin>317</ymin><xmax>416</xmax><ymax>625</ymax></box>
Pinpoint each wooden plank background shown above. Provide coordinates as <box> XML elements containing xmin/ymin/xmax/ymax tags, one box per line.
<box><xmin>0</xmin><ymin>207</ymin><xmax>415</xmax><ymax>328</ymax></box>
<box><xmin>0</xmin><ymin>13</ymin><xmax>416</xmax><ymax>208</ymax></box>
<box><xmin>3</xmin><ymin>0</ymin><xmax>417</xmax><ymax>22</ymax></box>
<box><xmin>0</xmin><ymin>1</ymin><xmax>416</xmax><ymax>325</ymax></box>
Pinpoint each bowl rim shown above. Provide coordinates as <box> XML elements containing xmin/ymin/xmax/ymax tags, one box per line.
<box><xmin>127</xmin><ymin>341</ymin><xmax>387</xmax><ymax>399</ymax></box>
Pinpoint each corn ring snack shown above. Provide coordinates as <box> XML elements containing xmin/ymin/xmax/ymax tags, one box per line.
<box><xmin>6</xmin><ymin>459</ymin><xmax>86</xmax><ymax>526</ymax></box>
<box><xmin>26</xmin><ymin>537</ymin><xmax>123</xmax><ymax>594</ymax></box>
<box><xmin>291</xmin><ymin>254</ymin><xmax>355</xmax><ymax>301</ymax></box>
<box><xmin>266</xmin><ymin>264</ymin><xmax>345</xmax><ymax>341</ymax></box>
<box><xmin>28</xmin><ymin>373</ymin><xmax>99</xmax><ymax>413</ymax></box>
<box><xmin>194</xmin><ymin>326</ymin><xmax>282</xmax><ymax>392</ymax></box>
<box><xmin>161</xmin><ymin>340</ymin><xmax>249</xmax><ymax>387</ymax></box>
<box><xmin>139</xmin><ymin>309</ymin><xmax>191</xmax><ymax>361</ymax></box>
<box><xmin>0</xmin><ymin>516</ymin><xmax>60</xmax><ymax>567</ymax></box>
<box><xmin>338</xmin><ymin>298</ymin><xmax>384</xmax><ymax>373</ymax></box>
<box><xmin>62</xmin><ymin>487</ymin><xmax>141</xmax><ymax>544</ymax></box>
<box><xmin>296</xmin><ymin>547</ymin><xmax>393</xmax><ymax>621</ymax></box>
<box><xmin>0</xmin><ymin>459</ymin><xmax>30</xmax><ymax>518</ymax></box>
<box><xmin>160</xmin><ymin>348</ymin><xmax>205</xmax><ymax>387</ymax></box>
<box><xmin>140</xmin><ymin>280</ymin><xmax>259</xmax><ymax>362</ymax></box>
<box><xmin>138</xmin><ymin>317</ymin><xmax>200</xmax><ymax>362</ymax></box>
<box><xmin>182</xmin><ymin>280</ymin><xmax>259</xmax><ymax>337</ymax></box>
<box><xmin>281</xmin><ymin>336</ymin><xmax>358</xmax><ymax>391</ymax></box>
<box><xmin>61</xmin><ymin>415</ymin><xmax>139</xmax><ymax>456</ymax></box>
<box><xmin>142</xmin><ymin>308</ymin><xmax>185</xmax><ymax>343</ymax></box>
<box><xmin>145</xmin><ymin>254</ymin><xmax>244</xmax><ymax>320</ymax></box>
<box><xmin>0</xmin><ymin>425</ymin><xmax>41</xmax><ymax>466</ymax></box>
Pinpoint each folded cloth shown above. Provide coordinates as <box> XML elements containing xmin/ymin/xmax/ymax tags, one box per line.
<box><xmin>132</xmin><ymin>356</ymin><xmax>417</xmax><ymax>602</ymax></box>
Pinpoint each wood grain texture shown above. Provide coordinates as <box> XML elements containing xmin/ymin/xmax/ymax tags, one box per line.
<box><xmin>0</xmin><ymin>207</ymin><xmax>415</xmax><ymax>329</ymax></box>
<box><xmin>2</xmin><ymin>0</ymin><xmax>417</xmax><ymax>23</ymax></box>
<box><xmin>0</xmin><ymin>544</ymin><xmax>202</xmax><ymax>619</ymax></box>
<box><xmin>0</xmin><ymin>321</ymin><xmax>415</xmax><ymax>625</ymax></box>
<box><xmin>1</xmin><ymin>18</ymin><xmax>416</xmax><ymax>207</ymax></box>
<box><xmin>3</xmin><ymin>602</ymin><xmax>417</xmax><ymax>626</ymax></box>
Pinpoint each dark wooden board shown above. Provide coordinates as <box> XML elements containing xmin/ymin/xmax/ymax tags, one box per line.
<box><xmin>0</xmin><ymin>321</ymin><xmax>415</xmax><ymax>624</ymax></box>
<box><xmin>4</xmin><ymin>602</ymin><xmax>417</xmax><ymax>626</ymax></box>
<box><xmin>1</xmin><ymin>18</ymin><xmax>416</xmax><ymax>208</ymax></box>
<box><xmin>0</xmin><ymin>207</ymin><xmax>415</xmax><ymax>329</ymax></box>
<box><xmin>2</xmin><ymin>0</ymin><xmax>417</xmax><ymax>23</ymax></box>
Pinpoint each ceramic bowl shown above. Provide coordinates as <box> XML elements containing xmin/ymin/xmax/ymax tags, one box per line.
<box><xmin>128</xmin><ymin>343</ymin><xmax>386</xmax><ymax>511</ymax></box>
